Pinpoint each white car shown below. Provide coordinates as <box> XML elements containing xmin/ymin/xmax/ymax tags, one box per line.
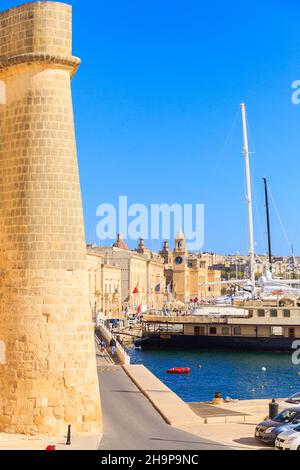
<box><xmin>275</xmin><ymin>424</ymin><xmax>300</xmax><ymax>450</ymax></box>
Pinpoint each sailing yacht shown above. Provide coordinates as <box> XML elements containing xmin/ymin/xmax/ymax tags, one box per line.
<box><xmin>135</xmin><ymin>104</ymin><xmax>300</xmax><ymax>350</ymax></box>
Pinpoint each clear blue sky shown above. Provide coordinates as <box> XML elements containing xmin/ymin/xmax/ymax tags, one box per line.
<box><xmin>2</xmin><ymin>0</ymin><xmax>300</xmax><ymax>255</ymax></box>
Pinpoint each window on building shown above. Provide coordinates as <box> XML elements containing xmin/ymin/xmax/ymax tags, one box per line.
<box><xmin>221</xmin><ymin>327</ymin><xmax>230</xmax><ymax>336</ymax></box>
<box><xmin>209</xmin><ymin>327</ymin><xmax>217</xmax><ymax>335</ymax></box>
<box><xmin>233</xmin><ymin>327</ymin><xmax>241</xmax><ymax>336</ymax></box>
<box><xmin>270</xmin><ymin>309</ymin><xmax>278</xmax><ymax>318</ymax></box>
<box><xmin>271</xmin><ymin>326</ymin><xmax>284</xmax><ymax>336</ymax></box>
<box><xmin>258</xmin><ymin>309</ymin><xmax>265</xmax><ymax>317</ymax></box>
<box><xmin>283</xmin><ymin>310</ymin><xmax>291</xmax><ymax>318</ymax></box>
<box><xmin>289</xmin><ymin>328</ymin><xmax>296</xmax><ymax>338</ymax></box>
<box><xmin>194</xmin><ymin>326</ymin><xmax>205</xmax><ymax>336</ymax></box>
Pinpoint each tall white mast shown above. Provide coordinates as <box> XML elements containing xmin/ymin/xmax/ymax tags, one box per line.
<box><xmin>241</xmin><ymin>103</ymin><xmax>255</xmax><ymax>288</ymax></box>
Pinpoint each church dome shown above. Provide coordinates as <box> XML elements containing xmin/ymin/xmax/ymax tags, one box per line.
<box><xmin>112</xmin><ymin>232</ymin><xmax>129</xmax><ymax>250</ymax></box>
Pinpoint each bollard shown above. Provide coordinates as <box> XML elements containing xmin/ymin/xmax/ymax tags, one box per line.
<box><xmin>66</xmin><ymin>424</ymin><xmax>71</xmax><ymax>445</ymax></box>
<box><xmin>269</xmin><ymin>398</ymin><xmax>279</xmax><ymax>420</ymax></box>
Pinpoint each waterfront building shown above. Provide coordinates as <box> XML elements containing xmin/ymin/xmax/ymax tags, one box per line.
<box><xmin>102</xmin><ymin>264</ymin><xmax>122</xmax><ymax>318</ymax></box>
<box><xmin>87</xmin><ymin>251</ymin><xmax>103</xmax><ymax>316</ymax></box>
<box><xmin>160</xmin><ymin>241</ymin><xmax>173</xmax><ymax>265</ymax></box>
<box><xmin>146</xmin><ymin>252</ymin><xmax>167</xmax><ymax>310</ymax></box>
<box><xmin>165</xmin><ymin>230</ymin><xmax>222</xmax><ymax>303</ymax></box>
<box><xmin>87</xmin><ymin>235</ymin><xmax>165</xmax><ymax>312</ymax></box>
<box><xmin>87</xmin><ymin>251</ymin><xmax>121</xmax><ymax>319</ymax></box>
<box><xmin>188</xmin><ymin>256</ymin><xmax>207</xmax><ymax>301</ymax></box>
<box><xmin>207</xmin><ymin>269</ymin><xmax>222</xmax><ymax>298</ymax></box>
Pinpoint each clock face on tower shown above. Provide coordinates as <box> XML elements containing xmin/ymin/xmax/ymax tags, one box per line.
<box><xmin>175</xmin><ymin>256</ymin><xmax>183</xmax><ymax>265</ymax></box>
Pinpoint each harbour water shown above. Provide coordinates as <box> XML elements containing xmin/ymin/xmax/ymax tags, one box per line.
<box><xmin>129</xmin><ymin>348</ymin><xmax>300</xmax><ymax>403</ymax></box>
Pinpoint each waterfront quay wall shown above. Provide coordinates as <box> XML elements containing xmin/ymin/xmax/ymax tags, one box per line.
<box><xmin>122</xmin><ymin>365</ymin><xmax>285</xmax><ymax>426</ymax></box>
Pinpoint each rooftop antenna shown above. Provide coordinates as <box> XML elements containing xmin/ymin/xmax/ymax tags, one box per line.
<box><xmin>240</xmin><ymin>103</ymin><xmax>255</xmax><ymax>289</ymax></box>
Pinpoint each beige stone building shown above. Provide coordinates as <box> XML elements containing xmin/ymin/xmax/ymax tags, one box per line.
<box><xmin>88</xmin><ymin>235</ymin><xmax>165</xmax><ymax>312</ymax></box>
<box><xmin>102</xmin><ymin>263</ymin><xmax>121</xmax><ymax>318</ymax></box>
<box><xmin>188</xmin><ymin>257</ymin><xmax>208</xmax><ymax>301</ymax></box>
<box><xmin>207</xmin><ymin>269</ymin><xmax>222</xmax><ymax>298</ymax></box>
<box><xmin>163</xmin><ymin>230</ymin><xmax>222</xmax><ymax>303</ymax></box>
<box><xmin>172</xmin><ymin>230</ymin><xmax>190</xmax><ymax>303</ymax></box>
<box><xmin>0</xmin><ymin>2</ymin><xmax>100</xmax><ymax>436</ymax></box>
<box><xmin>87</xmin><ymin>251</ymin><xmax>121</xmax><ymax>319</ymax></box>
<box><xmin>136</xmin><ymin>239</ymin><xmax>166</xmax><ymax>310</ymax></box>
<box><xmin>87</xmin><ymin>251</ymin><xmax>103</xmax><ymax>316</ymax></box>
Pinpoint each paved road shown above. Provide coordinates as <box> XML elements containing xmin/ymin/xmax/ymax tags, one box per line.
<box><xmin>98</xmin><ymin>365</ymin><xmax>230</xmax><ymax>450</ymax></box>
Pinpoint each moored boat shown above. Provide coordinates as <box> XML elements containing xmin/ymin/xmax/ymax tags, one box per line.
<box><xmin>166</xmin><ymin>367</ymin><xmax>191</xmax><ymax>374</ymax></box>
<box><xmin>135</xmin><ymin>298</ymin><xmax>300</xmax><ymax>351</ymax></box>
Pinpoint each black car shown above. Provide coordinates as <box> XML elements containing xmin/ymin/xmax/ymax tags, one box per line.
<box><xmin>255</xmin><ymin>406</ymin><xmax>300</xmax><ymax>445</ymax></box>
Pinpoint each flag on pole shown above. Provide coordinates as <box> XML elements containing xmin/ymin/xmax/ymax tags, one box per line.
<box><xmin>133</xmin><ymin>286</ymin><xmax>139</xmax><ymax>294</ymax></box>
<box><xmin>135</xmin><ymin>304</ymin><xmax>142</xmax><ymax>317</ymax></box>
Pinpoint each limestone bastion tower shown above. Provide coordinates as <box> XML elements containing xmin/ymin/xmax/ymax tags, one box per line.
<box><xmin>0</xmin><ymin>2</ymin><xmax>101</xmax><ymax>436</ymax></box>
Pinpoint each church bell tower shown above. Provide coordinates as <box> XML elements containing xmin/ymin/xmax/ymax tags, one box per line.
<box><xmin>173</xmin><ymin>229</ymin><xmax>190</xmax><ymax>303</ymax></box>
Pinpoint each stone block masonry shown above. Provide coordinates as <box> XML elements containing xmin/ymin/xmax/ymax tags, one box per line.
<box><xmin>0</xmin><ymin>2</ymin><xmax>101</xmax><ymax>436</ymax></box>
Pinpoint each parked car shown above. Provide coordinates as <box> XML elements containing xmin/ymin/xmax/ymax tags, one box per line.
<box><xmin>128</xmin><ymin>318</ymin><xmax>138</xmax><ymax>326</ymax></box>
<box><xmin>107</xmin><ymin>319</ymin><xmax>124</xmax><ymax>329</ymax></box>
<box><xmin>285</xmin><ymin>392</ymin><xmax>300</xmax><ymax>405</ymax></box>
<box><xmin>255</xmin><ymin>406</ymin><xmax>300</xmax><ymax>445</ymax></box>
<box><xmin>275</xmin><ymin>424</ymin><xmax>300</xmax><ymax>450</ymax></box>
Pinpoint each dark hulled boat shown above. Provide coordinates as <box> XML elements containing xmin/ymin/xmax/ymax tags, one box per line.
<box><xmin>135</xmin><ymin>300</ymin><xmax>300</xmax><ymax>352</ymax></box>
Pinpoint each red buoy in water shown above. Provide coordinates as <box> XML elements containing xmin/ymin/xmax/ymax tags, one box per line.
<box><xmin>166</xmin><ymin>367</ymin><xmax>191</xmax><ymax>374</ymax></box>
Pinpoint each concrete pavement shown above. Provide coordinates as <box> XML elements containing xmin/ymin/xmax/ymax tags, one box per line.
<box><xmin>97</xmin><ymin>365</ymin><xmax>230</xmax><ymax>450</ymax></box>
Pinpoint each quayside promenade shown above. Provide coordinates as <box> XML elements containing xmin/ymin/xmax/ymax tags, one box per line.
<box><xmin>98</xmin><ymin>358</ymin><xmax>277</xmax><ymax>450</ymax></box>
<box><xmin>1</xmin><ymin>359</ymin><xmax>276</xmax><ymax>450</ymax></box>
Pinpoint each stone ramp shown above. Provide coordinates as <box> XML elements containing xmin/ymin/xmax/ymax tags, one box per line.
<box><xmin>96</xmin><ymin>352</ymin><xmax>114</xmax><ymax>366</ymax></box>
<box><xmin>94</xmin><ymin>332</ymin><xmax>121</xmax><ymax>365</ymax></box>
<box><xmin>123</xmin><ymin>364</ymin><xmax>204</xmax><ymax>427</ymax></box>
<box><xmin>95</xmin><ymin>326</ymin><xmax>129</xmax><ymax>365</ymax></box>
